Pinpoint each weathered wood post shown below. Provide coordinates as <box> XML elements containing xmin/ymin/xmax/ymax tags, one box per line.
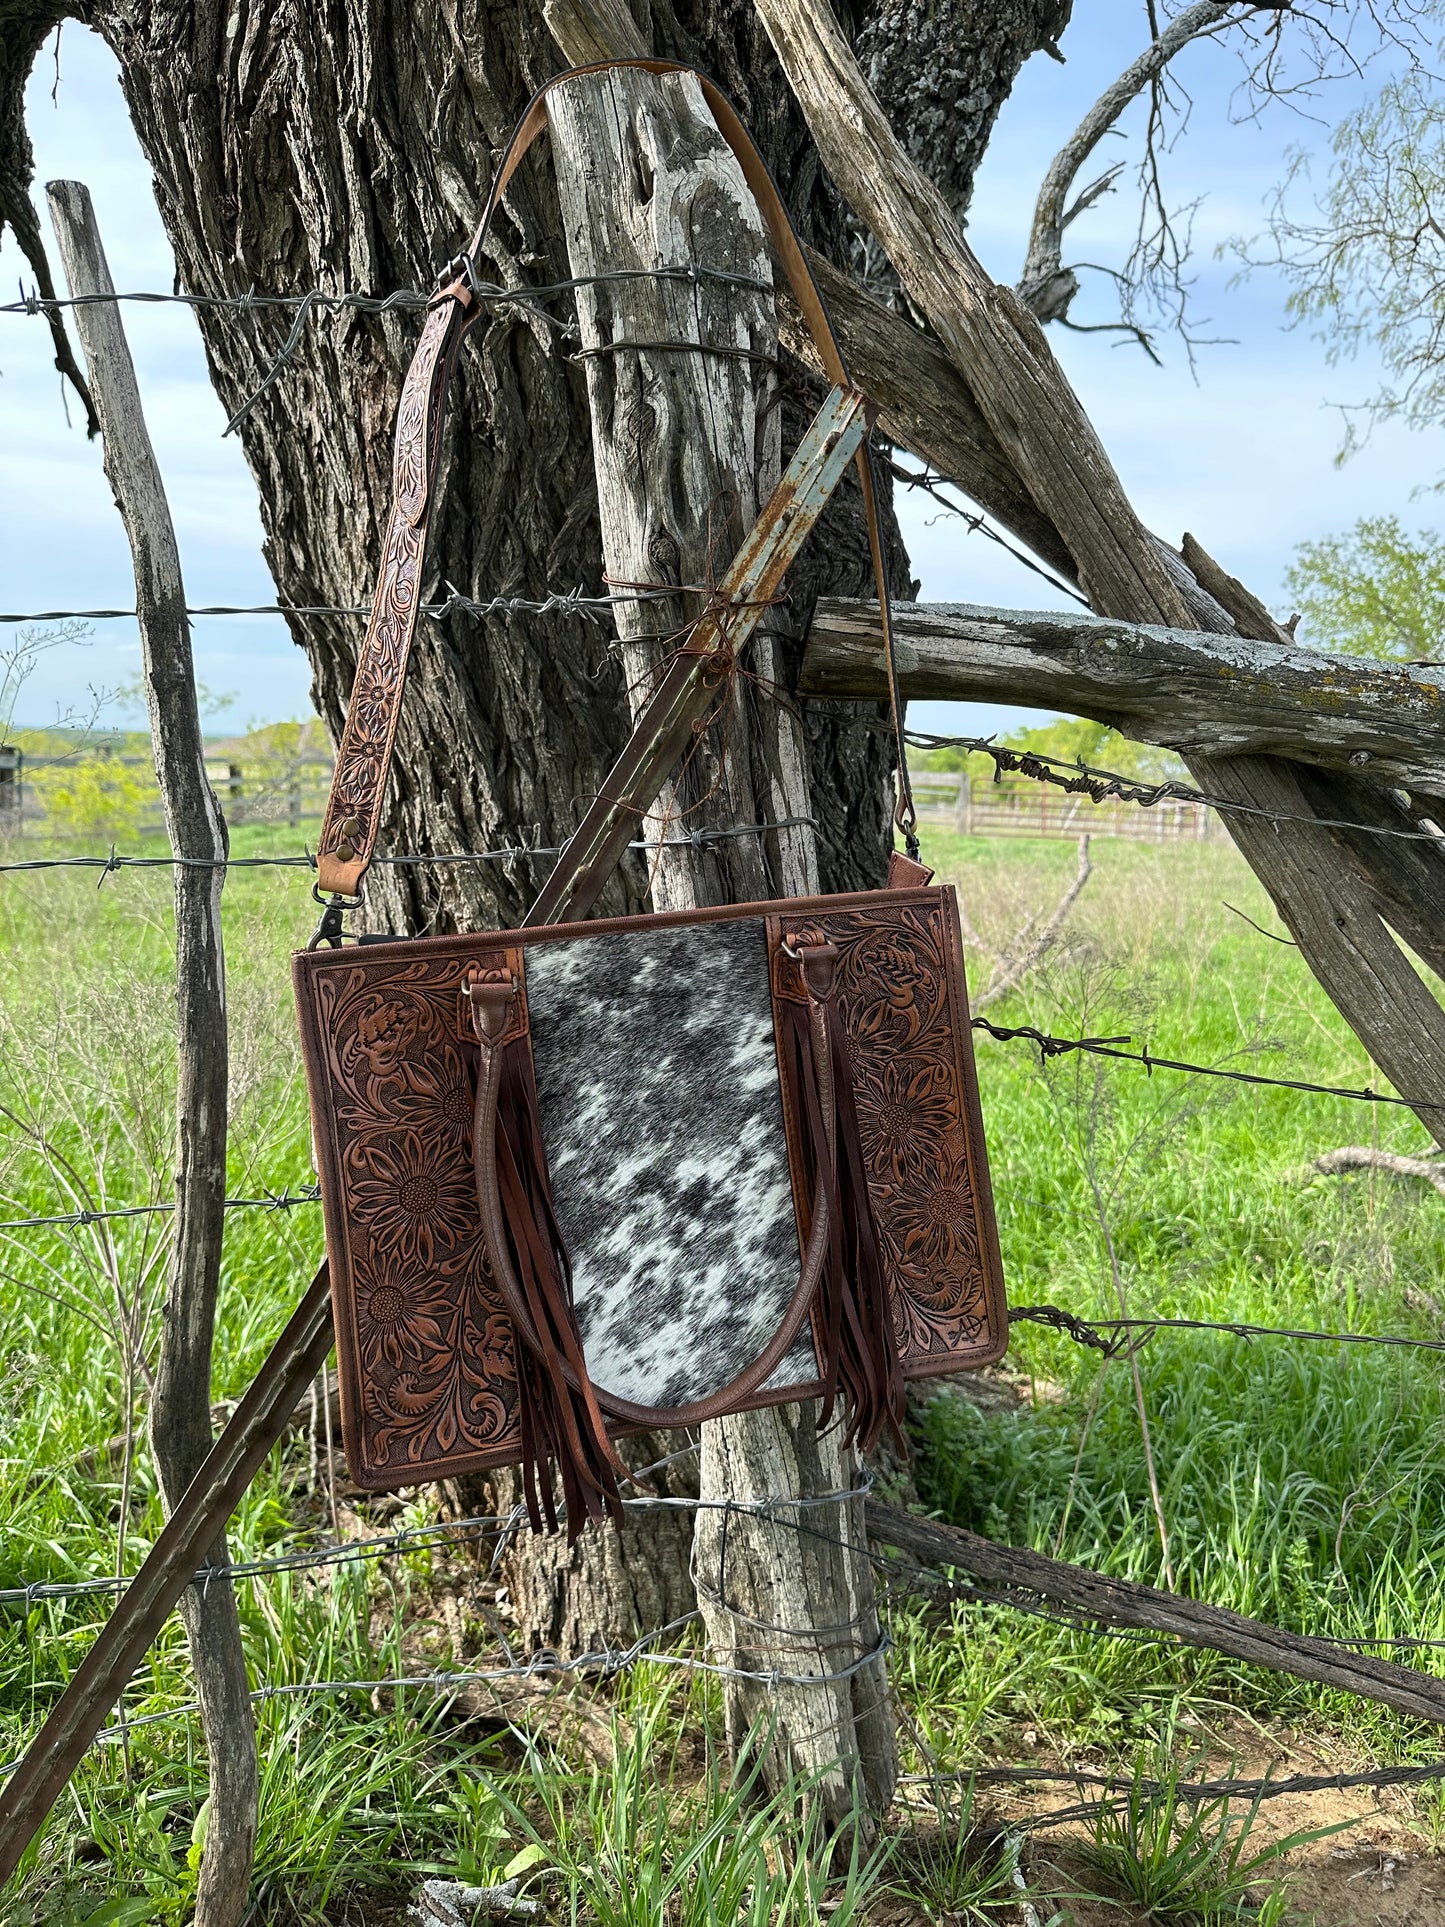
<box><xmin>541</xmin><ymin>67</ymin><xmax>896</xmax><ymax>1829</ymax></box>
<box><xmin>47</xmin><ymin>182</ymin><xmax>257</xmax><ymax>1926</ymax></box>
<box><xmin>952</xmin><ymin>773</ymin><xmax>971</xmax><ymax>837</ymax></box>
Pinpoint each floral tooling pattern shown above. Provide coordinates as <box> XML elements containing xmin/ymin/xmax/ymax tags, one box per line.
<box><xmin>307</xmin><ymin>957</ymin><xmax>521</xmax><ymax>1478</ymax></box>
<box><xmin>775</xmin><ymin>897</ymin><xmax>1001</xmax><ymax>1363</ymax></box>
<box><xmin>319</xmin><ymin>299</ymin><xmax>458</xmax><ymax>881</ymax></box>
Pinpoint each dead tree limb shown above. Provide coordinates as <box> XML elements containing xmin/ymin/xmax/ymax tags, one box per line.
<box><xmin>802</xmin><ymin>598</ymin><xmax>1445</xmax><ymax>795</ymax></box>
<box><xmin>750</xmin><ymin>0</ymin><xmax>1445</xmax><ymax>1139</ymax></box>
<box><xmin>867</xmin><ymin>1499</ymin><xmax>1445</xmax><ymax>1724</ymax></box>
<box><xmin>1016</xmin><ymin>0</ymin><xmax>1244</xmax><ymax>327</ymax></box>
<box><xmin>46</xmin><ymin>181</ymin><xmax>256</xmax><ymax>1926</ymax></box>
<box><xmin>1313</xmin><ymin>1147</ymin><xmax>1445</xmax><ymax>1198</ymax></box>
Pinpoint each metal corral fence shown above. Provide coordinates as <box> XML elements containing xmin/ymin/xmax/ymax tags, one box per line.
<box><xmin>912</xmin><ymin>768</ymin><xmax>1225</xmax><ymax>843</ymax></box>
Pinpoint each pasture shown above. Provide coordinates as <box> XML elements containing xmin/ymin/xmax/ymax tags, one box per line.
<box><xmin>2</xmin><ymin>818</ymin><xmax>1444</xmax><ymax>1922</ymax></box>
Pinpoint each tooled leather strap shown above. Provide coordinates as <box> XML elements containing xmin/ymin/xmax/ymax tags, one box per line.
<box><xmin>316</xmin><ymin>59</ymin><xmax>916</xmax><ymax>899</ymax></box>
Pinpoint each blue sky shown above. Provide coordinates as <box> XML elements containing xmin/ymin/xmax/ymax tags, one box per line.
<box><xmin>1</xmin><ymin>7</ymin><xmax>1439</xmax><ymax>739</ymax></box>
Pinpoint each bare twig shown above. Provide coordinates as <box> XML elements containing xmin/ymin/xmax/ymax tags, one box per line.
<box><xmin>962</xmin><ymin>835</ymin><xmax>1093</xmax><ymax>1013</ymax></box>
<box><xmin>1017</xmin><ymin>1</ymin><xmax>1248</xmax><ymax>329</ymax></box>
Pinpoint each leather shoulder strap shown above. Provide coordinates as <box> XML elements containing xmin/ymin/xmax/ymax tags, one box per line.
<box><xmin>316</xmin><ymin>60</ymin><xmax>915</xmax><ymax>900</ymax></box>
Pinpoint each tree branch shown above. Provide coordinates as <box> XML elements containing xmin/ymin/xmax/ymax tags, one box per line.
<box><xmin>1313</xmin><ymin>1146</ymin><xmax>1445</xmax><ymax>1197</ymax></box>
<box><xmin>751</xmin><ymin>0</ymin><xmax>1445</xmax><ymax>1138</ymax></box>
<box><xmin>0</xmin><ymin>3</ymin><xmax>98</xmax><ymax>435</ymax></box>
<box><xmin>802</xmin><ymin>597</ymin><xmax>1445</xmax><ymax>794</ymax></box>
<box><xmin>1016</xmin><ymin>0</ymin><xmax>1245</xmax><ymax>326</ymax></box>
<box><xmin>868</xmin><ymin>1499</ymin><xmax>1445</xmax><ymax>1725</ymax></box>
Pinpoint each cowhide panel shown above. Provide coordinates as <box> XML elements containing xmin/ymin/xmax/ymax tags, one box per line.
<box><xmin>525</xmin><ymin>918</ymin><xmax>809</xmax><ymax>1411</ymax></box>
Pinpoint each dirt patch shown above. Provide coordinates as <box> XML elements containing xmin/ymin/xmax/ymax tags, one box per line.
<box><xmin>956</xmin><ymin>1724</ymin><xmax>1445</xmax><ymax>1924</ymax></box>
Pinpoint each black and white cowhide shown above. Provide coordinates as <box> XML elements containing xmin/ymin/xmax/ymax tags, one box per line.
<box><xmin>525</xmin><ymin>917</ymin><xmax>815</xmax><ymax>1413</ymax></box>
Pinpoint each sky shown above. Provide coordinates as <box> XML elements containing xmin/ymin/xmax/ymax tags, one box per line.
<box><xmin>1</xmin><ymin>6</ymin><xmax>1440</xmax><ymax>741</ymax></box>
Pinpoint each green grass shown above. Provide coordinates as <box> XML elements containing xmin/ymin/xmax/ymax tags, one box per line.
<box><xmin>3</xmin><ymin>819</ymin><xmax>1444</xmax><ymax>1917</ymax></box>
<box><xmin>898</xmin><ymin>831</ymin><xmax>1445</xmax><ymax>1784</ymax></box>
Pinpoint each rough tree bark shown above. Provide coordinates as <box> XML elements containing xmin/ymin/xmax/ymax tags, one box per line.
<box><xmin>46</xmin><ymin>181</ymin><xmax>256</xmax><ymax>1926</ymax></box>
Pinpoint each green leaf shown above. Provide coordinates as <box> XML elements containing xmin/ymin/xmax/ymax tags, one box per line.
<box><xmin>503</xmin><ymin>1842</ymin><xmax>548</xmax><ymax>1880</ymax></box>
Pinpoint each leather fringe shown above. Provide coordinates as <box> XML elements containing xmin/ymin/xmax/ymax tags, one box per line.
<box><xmin>473</xmin><ymin>1012</ymin><xmax>625</xmax><ymax>1541</ymax></box>
<box><xmin>780</xmin><ymin>984</ymin><xmax>906</xmax><ymax>1455</ymax></box>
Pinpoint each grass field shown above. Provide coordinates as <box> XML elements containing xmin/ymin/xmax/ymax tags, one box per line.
<box><xmin>2</xmin><ymin>815</ymin><xmax>1444</xmax><ymax>1922</ymax></box>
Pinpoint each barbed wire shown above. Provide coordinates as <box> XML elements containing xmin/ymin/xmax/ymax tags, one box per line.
<box><xmin>0</xmin><ymin>818</ymin><xmax>815</xmax><ymax>880</ymax></box>
<box><xmin>885</xmin><ymin>460</ymin><xmax>1090</xmax><ymax>607</ymax></box>
<box><xmin>1010</xmin><ymin>1301</ymin><xmax>1445</xmax><ymax>1362</ymax></box>
<box><xmin>0</xmin><ymin>585</ymin><xmax>687</xmax><ymax>627</ymax></box>
<box><xmin>0</xmin><ymin>1187</ymin><xmax>319</xmax><ymax>1233</ymax></box>
<box><xmin>3</xmin><ymin>264</ymin><xmax>773</xmax><ymax>436</ymax></box>
<box><xmin>2</xmin><ymin>266</ymin><xmax>771</xmax><ymax>323</ymax></box>
<box><xmin>973</xmin><ymin>1014</ymin><xmax>1445</xmax><ymax>1114</ymax></box>
<box><xmin>911</xmin><ymin>732</ymin><xmax>1445</xmax><ymax>845</ymax></box>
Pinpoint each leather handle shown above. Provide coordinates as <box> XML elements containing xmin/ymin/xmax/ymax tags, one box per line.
<box><xmin>316</xmin><ymin>59</ymin><xmax>915</xmax><ymax>900</ymax></box>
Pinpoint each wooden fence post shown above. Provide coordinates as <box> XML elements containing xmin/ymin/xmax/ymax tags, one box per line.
<box><xmin>544</xmin><ymin>67</ymin><xmax>896</xmax><ymax>1832</ymax></box>
<box><xmin>46</xmin><ymin>181</ymin><xmax>257</xmax><ymax>1926</ymax></box>
<box><xmin>952</xmin><ymin>773</ymin><xmax>971</xmax><ymax>837</ymax></box>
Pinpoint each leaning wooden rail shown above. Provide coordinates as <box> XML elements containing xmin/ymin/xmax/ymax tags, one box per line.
<box><xmin>803</xmin><ymin>599</ymin><xmax>1445</xmax><ymax>798</ymax></box>
<box><xmin>866</xmin><ymin>1500</ymin><xmax>1445</xmax><ymax>1725</ymax></box>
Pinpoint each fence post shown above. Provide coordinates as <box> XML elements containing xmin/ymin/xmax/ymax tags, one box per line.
<box><xmin>952</xmin><ymin>770</ymin><xmax>971</xmax><ymax>836</ymax></box>
<box><xmin>546</xmin><ymin>68</ymin><xmax>896</xmax><ymax>1832</ymax></box>
<box><xmin>0</xmin><ymin>744</ymin><xmax>21</xmax><ymax>825</ymax></box>
<box><xmin>46</xmin><ymin>181</ymin><xmax>257</xmax><ymax>1925</ymax></box>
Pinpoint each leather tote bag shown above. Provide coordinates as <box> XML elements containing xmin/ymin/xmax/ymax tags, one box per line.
<box><xmin>294</xmin><ymin>62</ymin><xmax>1007</xmax><ymax>1536</ymax></box>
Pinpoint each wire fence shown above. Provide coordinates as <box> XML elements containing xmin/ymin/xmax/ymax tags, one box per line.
<box><xmin>4</xmin><ymin>271</ymin><xmax>1082</xmax><ymax>599</ymax></box>
<box><xmin>10</xmin><ymin>272</ymin><xmax>1445</xmax><ymax>1856</ymax></box>
<box><xmin>0</xmin><ymin>817</ymin><xmax>814</xmax><ymax>881</ymax></box>
<box><xmin>3</xmin><ymin>266</ymin><xmax>773</xmax><ymax>436</ymax></box>
<box><xmin>0</xmin><ymin>586</ymin><xmax>683</xmax><ymax>626</ymax></box>
<box><xmin>8</xmin><ymin>1479</ymin><xmax>1445</xmax><ymax>1824</ymax></box>
<box><xmin>3</xmin><ymin>728</ymin><xmax>1437</xmax><ymax>893</ymax></box>
<box><xmin>909</xmin><ymin>731</ymin><xmax>1445</xmax><ymax>844</ymax></box>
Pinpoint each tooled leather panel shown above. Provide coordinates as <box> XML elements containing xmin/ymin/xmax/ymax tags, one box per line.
<box><xmin>769</xmin><ymin>891</ymin><xmax>1007</xmax><ymax>1371</ymax></box>
<box><xmin>317</xmin><ymin>300</ymin><xmax>458</xmax><ymax>884</ymax></box>
<box><xmin>297</xmin><ymin>945</ymin><xmax>523</xmax><ymax>1485</ymax></box>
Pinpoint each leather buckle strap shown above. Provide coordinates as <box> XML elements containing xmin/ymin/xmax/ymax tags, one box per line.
<box><xmin>315</xmin><ymin>60</ymin><xmax>917</xmax><ymax>902</ymax></box>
